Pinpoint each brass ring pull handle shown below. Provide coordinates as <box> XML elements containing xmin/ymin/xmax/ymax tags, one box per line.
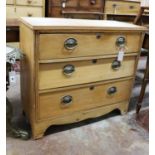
<box><xmin>64</xmin><ymin>38</ymin><xmax>77</xmax><ymax>50</ymax></box>
<box><xmin>61</xmin><ymin>95</ymin><xmax>73</xmax><ymax>105</ymax></box>
<box><xmin>107</xmin><ymin>86</ymin><xmax>117</xmax><ymax>95</ymax></box>
<box><xmin>116</xmin><ymin>36</ymin><xmax>126</xmax><ymax>47</ymax></box>
<box><xmin>27</xmin><ymin>13</ymin><xmax>33</xmax><ymax>17</ymax></box>
<box><xmin>63</xmin><ymin>64</ymin><xmax>75</xmax><ymax>76</ymax></box>
<box><xmin>112</xmin><ymin>60</ymin><xmax>121</xmax><ymax>70</ymax></box>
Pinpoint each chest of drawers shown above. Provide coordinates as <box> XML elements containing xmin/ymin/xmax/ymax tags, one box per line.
<box><xmin>20</xmin><ymin>17</ymin><xmax>146</xmax><ymax>139</ymax></box>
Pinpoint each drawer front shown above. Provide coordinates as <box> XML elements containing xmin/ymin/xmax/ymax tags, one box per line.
<box><xmin>38</xmin><ymin>78</ymin><xmax>133</xmax><ymax>119</ymax></box>
<box><xmin>6</xmin><ymin>6</ymin><xmax>43</xmax><ymax>18</ymax></box>
<box><xmin>39</xmin><ymin>33</ymin><xmax>141</xmax><ymax>60</ymax></box>
<box><xmin>50</xmin><ymin>0</ymin><xmax>102</xmax><ymax>8</ymax></box>
<box><xmin>6</xmin><ymin>0</ymin><xmax>14</xmax><ymax>5</ymax></box>
<box><xmin>80</xmin><ymin>0</ymin><xmax>103</xmax><ymax>9</ymax></box>
<box><xmin>39</xmin><ymin>56</ymin><xmax>136</xmax><ymax>90</ymax></box>
<box><xmin>49</xmin><ymin>7</ymin><xmax>76</xmax><ymax>17</ymax></box>
<box><xmin>16</xmin><ymin>0</ymin><xmax>44</xmax><ymax>6</ymax></box>
<box><xmin>16</xmin><ymin>6</ymin><xmax>43</xmax><ymax>17</ymax></box>
<box><xmin>105</xmin><ymin>0</ymin><xmax>140</xmax><ymax>15</ymax></box>
<box><xmin>6</xmin><ymin>6</ymin><xmax>18</xmax><ymax>19</ymax></box>
<box><xmin>50</xmin><ymin>0</ymin><xmax>78</xmax><ymax>7</ymax></box>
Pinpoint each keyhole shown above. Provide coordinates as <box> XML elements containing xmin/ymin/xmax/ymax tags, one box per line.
<box><xmin>90</xmin><ymin>86</ymin><xmax>95</xmax><ymax>90</ymax></box>
<box><xmin>92</xmin><ymin>59</ymin><xmax>97</xmax><ymax>64</ymax></box>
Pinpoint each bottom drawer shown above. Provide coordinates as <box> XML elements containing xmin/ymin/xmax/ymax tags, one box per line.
<box><xmin>38</xmin><ymin>78</ymin><xmax>133</xmax><ymax>120</ymax></box>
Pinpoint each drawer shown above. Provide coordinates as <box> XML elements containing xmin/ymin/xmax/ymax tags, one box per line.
<box><xmin>50</xmin><ymin>0</ymin><xmax>78</xmax><ymax>7</ymax></box>
<box><xmin>6</xmin><ymin>6</ymin><xmax>18</xmax><ymax>19</ymax></box>
<box><xmin>6</xmin><ymin>6</ymin><xmax>43</xmax><ymax>18</ymax></box>
<box><xmin>79</xmin><ymin>0</ymin><xmax>103</xmax><ymax>9</ymax></box>
<box><xmin>38</xmin><ymin>78</ymin><xmax>133</xmax><ymax>120</ymax></box>
<box><xmin>49</xmin><ymin>7</ymin><xmax>76</xmax><ymax>17</ymax></box>
<box><xmin>16</xmin><ymin>0</ymin><xmax>44</xmax><ymax>6</ymax></box>
<box><xmin>39</xmin><ymin>56</ymin><xmax>136</xmax><ymax>90</ymax></box>
<box><xmin>105</xmin><ymin>0</ymin><xmax>140</xmax><ymax>15</ymax></box>
<box><xmin>6</xmin><ymin>0</ymin><xmax>14</xmax><ymax>5</ymax></box>
<box><xmin>39</xmin><ymin>33</ymin><xmax>141</xmax><ymax>60</ymax></box>
<box><xmin>16</xmin><ymin>6</ymin><xmax>43</xmax><ymax>17</ymax></box>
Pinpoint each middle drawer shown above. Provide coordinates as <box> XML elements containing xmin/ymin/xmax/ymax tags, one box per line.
<box><xmin>39</xmin><ymin>56</ymin><xmax>136</xmax><ymax>90</ymax></box>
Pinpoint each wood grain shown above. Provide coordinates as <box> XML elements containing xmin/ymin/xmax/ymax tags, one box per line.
<box><xmin>6</xmin><ymin>0</ymin><xmax>45</xmax><ymax>19</ymax></box>
<box><xmin>38</xmin><ymin>78</ymin><xmax>133</xmax><ymax>120</ymax></box>
<box><xmin>33</xmin><ymin>101</ymin><xmax>129</xmax><ymax>139</ymax></box>
<box><xmin>6</xmin><ymin>0</ymin><xmax>14</xmax><ymax>5</ymax></box>
<box><xmin>39</xmin><ymin>56</ymin><xmax>136</xmax><ymax>90</ymax></box>
<box><xmin>20</xmin><ymin>17</ymin><xmax>147</xmax><ymax>31</ymax></box>
<box><xmin>20</xmin><ymin>23</ymin><xmax>36</xmax><ymax>124</ymax></box>
<box><xmin>39</xmin><ymin>32</ymin><xmax>141</xmax><ymax>60</ymax></box>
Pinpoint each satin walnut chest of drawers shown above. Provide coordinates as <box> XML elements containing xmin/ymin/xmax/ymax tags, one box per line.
<box><xmin>20</xmin><ymin>17</ymin><xmax>146</xmax><ymax>139</ymax></box>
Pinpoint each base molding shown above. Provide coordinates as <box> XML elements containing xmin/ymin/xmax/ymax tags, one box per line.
<box><xmin>31</xmin><ymin>101</ymin><xmax>129</xmax><ymax>139</ymax></box>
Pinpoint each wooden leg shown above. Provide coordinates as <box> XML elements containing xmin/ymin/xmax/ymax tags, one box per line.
<box><xmin>32</xmin><ymin>124</ymin><xmax>48</xmax><ymax>139</ymax></box>
<box><xmin>120</xmin><ymin>106</ymin><xmax>128</xmax><ymax>115</ymax></box>
<box><xmin>136</xmin><ymin>55</ymin><xmax>149</xmax><ymax>115</ymax></box>
<box><xmin>134</xmin><ymin>8</ymin><xmax>144</xmax><ymax>25</ymax></box>
<box><xmin>120</xmin><ymin>109</ymin><xmax>127</xmax><ymax>115</ymax></box>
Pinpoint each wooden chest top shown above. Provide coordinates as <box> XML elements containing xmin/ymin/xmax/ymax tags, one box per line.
<box><xmin>20</xmin><ymin>17</ymin><xmax>147</xmax><ymax>31</ymax></box>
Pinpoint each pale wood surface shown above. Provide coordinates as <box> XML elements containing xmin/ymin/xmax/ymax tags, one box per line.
<box><xmin>33</xmin><ymin>101</ymin><xmax>129</xmax><ymax>139</ymax></box>
<box><xmin>16</xmin><ymin>0</ymin><xmax>44</xmax><ymax>6</ymax></box>
<box><xmin>6</xmin><ymin>0</ymin><xmax>14</xmax><ymax>5</ymax></box>
<box><xmin>39</xmin><ymin>56</ymin><xmax>136</xmax><ymax>90</ymax></box>
<box><xmin>39</xmin><ymin>53</ymin><xmax>138</xmax><ymax>64</ymax></box>
<box><xmin>6</xmin><ymin>6</ymin><xmax>18</xmax><ymax>19</ymax></box>
<box><xmin>38</xmin><ymin>79</ymin><xmax>133</xmax><ymax>120</ymax></box>
<box><xmin>105</xmin><ymin>0</ymin><xmax>140</xmax><ymax>15</ymax></box>
<box><xmin>7</xmin><ymin>6</ymin><xmax>43</xmax><ymax>18</ymax></box>
<box><xmin>6</xmin><ymin>0</ymin><xmax>45</xmax><ymax>19</ymax></box>
<box><xmin>20</xmin><ymin>23</ymin><xmax>36</xmax><ymax>124</ymax></box>
<box><xmin>20</xmin><ymin>17</ymin><xmax>147</xmax><ymax>31</ymax></box>
<box><xmin>39</xmin><ymin>33</ymin><xmax>141</xmax><ymax>60</ymax></box>
<box><xmin>16</xmin><ymin>6</ymin><xmax>43</xmax><ymax>17</ymax></box>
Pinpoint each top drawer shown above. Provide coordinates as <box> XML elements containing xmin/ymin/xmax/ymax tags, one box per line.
<box><xmin>16</xmin><ymin>0</ymin><xmax>44</xmax><ymax>6</ymax></box>
<box><xmin>105</xmin><ymin>0</ymin><xmax>140</xmax><ymax>15</ymax></box>
<box><xmin>39</xmin><ymin>33</ymin><xmax>141</xmax><ymax>60</ymax></box>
